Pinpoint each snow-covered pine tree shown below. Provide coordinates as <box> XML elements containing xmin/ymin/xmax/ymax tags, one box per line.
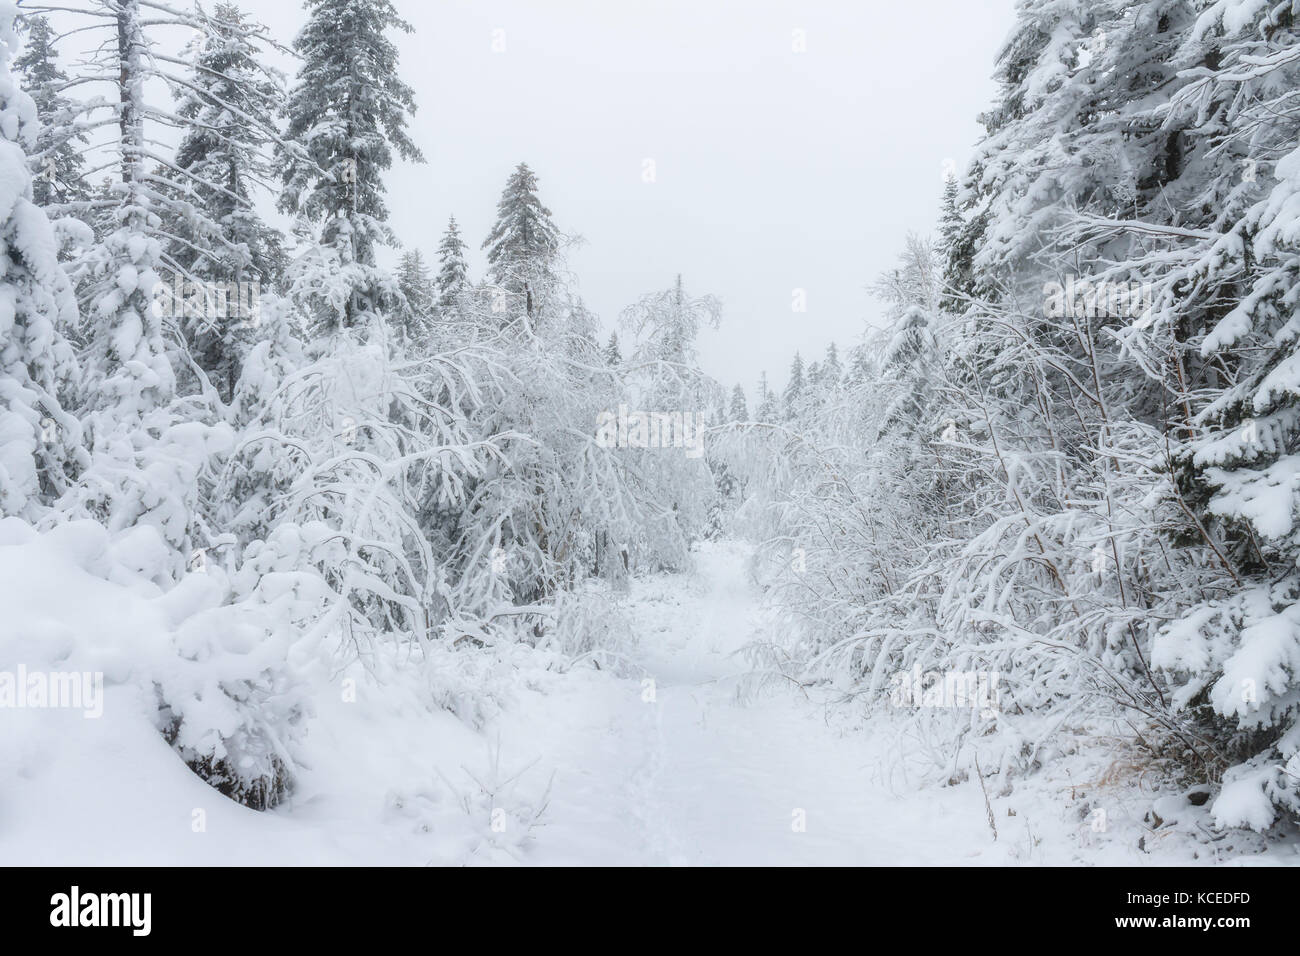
<box><xmin>1138</xmin><ymin>1</ymin><xmax>1300</xmax><ymax>830</ymax></box>
<box><xmin>728</xmin><ymin>383</ymin><xmax>748</xmax><ymax>421</ymax></box>
<box><xmin>603</xmin><ymin>331</ymin><xmax>622</xmax><ymax>366</ymax></box>
<box><xmin>13</xmin><ymin>14</ymin><xmax>86</xmax><ymax>210</ymax></box>
<box><xmin>756</xmin><ymin>372</ymin><xmax>778</xmax><ymax>422</ymax></box>
<box><xmin>782</xmin><ymin>352</ymin><xmax>804</xmax><ymax>419</ymax></box>
<box><xmin>822</xmin><ymin>342</ymin><xmax>842</xmax><ymax>389</ymax></box>
<box><xmin>278</xmin><ymin>0</ymin><xmax>424</xmax><ymax>332</ymax></box>
<box><xmin>161</xmin><ymin>1</ymin><xmax>285</xmax><ymax>401</ymax></box>
<box><xmin>435</xmin><ymin>214</ymin><xmax>469</xmax><ymax>310</ymax></box>
<box><xmin>482</xmin><ymin>162</ymin><xmax>560</xmax><ymax>323</ymax></box>
<box><xmin>0</xmin><ymin>0</ymin><xmax>85</xmax><ymax>519</ymax></box>
<box><xmin>843</xmin><ymin>344</ymin><xmax>874</xmax><ymax>389</ymax></box>
<box><xmin>870</xmin><ymin>235</ymin><xmax>945</xmax><ymax>439</ymax></box>
<box><xmin>937</xmin><ymin>173</ymin><xmax>972</xmax><ymax>311</ymax></box>
<box><xmin>395</xmin><ymin>247</ymin><xmax>433</xmax><ymax>345</ymax></box>
<box><xmin>937</xmin><ymin>174</ymin><xmax>961</xmax><ymax>260</ymax></box>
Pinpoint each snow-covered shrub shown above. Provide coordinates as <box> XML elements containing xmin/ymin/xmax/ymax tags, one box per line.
<box><xmin>0</xmin><ymin>516</ymin><xmax>322</xmax><ymax>810</ymax></box>
<box><xmin>543</xmin><ymin>581</ymin><xmax>638</xmax><ymax>668</ymax></box>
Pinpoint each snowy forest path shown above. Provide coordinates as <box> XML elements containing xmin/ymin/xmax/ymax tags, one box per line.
<box><xmin>0</xmin><ymin>539</ymin><xmax>1038</xmax><ymax>866</ymax></box>
<box><xmin>496</xmin><ymin>540</ymin><xmax>1000</xmax><ymax>865</ymax></box>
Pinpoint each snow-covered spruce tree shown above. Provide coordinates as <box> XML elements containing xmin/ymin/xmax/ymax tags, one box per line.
<box><xmin>482</xmin><ymin>162</ymin><xmax>560</xmax><ymax>324</ymax></box>
<box><xmin>755</xmin><ymin>371</ymin><xmax>778</xmax><ymax>423</ymax></box>
<box><xmin>821</xmin><ymin>342</ymin><xmax>842</xmax><ymax>390</ymax></box>
<box><xmin>728</xmin><ymin>383</ymin><xmax>748</xmax><ymax>421</ymax></box>
<box><xmin>0</xmin><ymin>0</ymin><xmax>85</xmax><ymax>520</ymax></box>
<box><xmin>870</xmin><ymin>236</ymin><xmax>945</xmax><ymax>440</ymax></box>
<box><xmin>82</xmin><ymin>172</ymin><xmax>114</xmax><ymax>245</ymax></box>
<box><xmin>843</xmin><ymin>343</ymin><xmax>876</xmax><ymax>390</ymax></box>
<box><xmin>394</xmin><ymin>246</ymin><xmax>433</xmax><ymax>346</ymax></box>
<box><xmin>13</xmin><ymin>14</ymin><xmax>86</xmax><ymax>211</ymax></box>
<box><xmin>782</xmin><ymin>352</ymin><xmax>804</xmax><ymax>420</ymax></box>
<box><xmin>36</xmin><ymin>0</ymin><xmax>285</xmax><ymax>414</ymax></box>
<box><xmin>603</xmin><ymin>331</ymin><xmax>622</xmax><ymax>366</ymax></box>
<box><xmin>278</xmin><ymin>0</ymin><xmax>423</xmax><ymax>334</ymax></box>
<box><xmin>159</xmin><ymin>1</ymin><xmax>286</xmax><ymax>402</ymax></box>
<box><xmin>704</xmin><ymin>383</ymin><xmax>751</xmax><ymax>524</ymax></box>
<box><xmin>435</xmin><ymin>214</ymin><xmax>469</xmax><ymax>311</ymax></box>
<box><xmin>1126</xmin><ymin>1</ymin><xmax>1300</xmax><ymax>830</ymax></box>
<box><xmin>937</xmin><ymin>175</ymin><xmax>967</xmax><ymax>310</ymax></box>
<box><xmin>710</xmin><ymin>391</ymin><xmax>726</xmax><ymax>428</ymax></box>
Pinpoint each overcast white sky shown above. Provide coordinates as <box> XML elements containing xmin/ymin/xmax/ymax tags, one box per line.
<box><xmin>61</xmin><ymin>0</ymin><xmax>1021</xmax><ymax>398</ymax></box>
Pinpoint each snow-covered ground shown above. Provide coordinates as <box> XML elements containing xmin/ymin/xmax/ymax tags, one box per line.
<box><xmin>2</xmin><ymin>538</ymin><xmax>1295</xmax><ymax>866</ymax></box>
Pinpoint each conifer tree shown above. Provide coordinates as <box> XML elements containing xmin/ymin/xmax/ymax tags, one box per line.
<box><xmin>482</xmin><ymin>162</ymin><xmax>559</xmax><ymax>321</ymax></box>
<box><xmin>0</xmin><ymin>3</ymin><xmax>85</xmax><ymax>518</ymax></box>
<box><xmin>162</xmin><ymin>2</ymin><xmax>285</xmax><ymax>400</ymax></box>
<box><xmin>937</xmin><ymin>174</ymin><xmax>971</xmax><ymax>309</ymax></box>
<box><xmin>822</xmin><ymin>342</ymin><xmax>842</xmax><ymax>388</ymax></box>
<box><xmin>435</xmin><ymin>214</ymin><xmax>469</xmax><ymax>310</ymax></box>
<box><xmin>603</xmin><ymin>331</ymin><xmax>622</xmax><ymax>365</ymax></box>
<box><xmin>394</xmin><ymin>247</ymin><xmax>434</xmax><ymax>346</ymax></box>
<box><xmin>782</xmin><ymin>353</ymin><xmax>804</xmax><ymax>419</ymax></box>
<box><xmin>398</xmin><ymin>248</ymin><xmax>434</xmax><ymax>314</ymax></box>
<box><xmin>13</xmin><ymin>14</ymin><xmax>85</xmax><ymax>209</ymax></box>
<box><xmin>756</xmin><ymin>372</ymin><xmax>778</xmax><ymax>422</ymax></box>
<box><xmin>728</xmin><ymin>384</ymin><xmax>748</xmax><ymax>422</ymax></box>
<box><xmin>278</xmin><ymin>0</ymin><xmax>424</xmax><ymax>331</ymax></box>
